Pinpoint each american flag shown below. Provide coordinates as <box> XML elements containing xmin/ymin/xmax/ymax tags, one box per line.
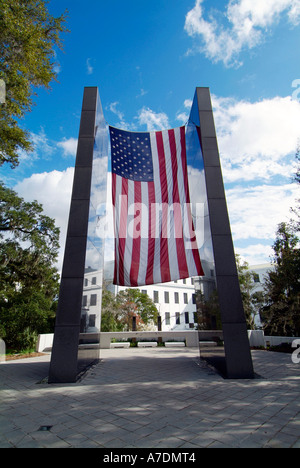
<box><xmin>109</xmin><ymin>126</ymin><xmax>204</xmax><ymax>287</ymax></box>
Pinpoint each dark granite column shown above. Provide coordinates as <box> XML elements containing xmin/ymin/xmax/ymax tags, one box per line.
<box><xmin>192</xmin><ymin>87</ymin><xmax>254</xmax><ymax>379</ymax></box>
<box><xmin>49</xmin><ymin>88</ymin><xmax>102</xmax><ymax>383</ymax></box>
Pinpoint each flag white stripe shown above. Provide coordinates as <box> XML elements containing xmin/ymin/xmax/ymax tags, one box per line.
<box><xmin>174</xmin><ymin>127</ymin><xmax>196</xmax><ymax>277</ymax></box>
<box><xmin>137</xmin><ymin>182</ymin><xmax>149</xmax><ymax>286</ymax></box>
<box><xmin>123</xmin><ymin>179</ymin><xmax>135</xmax><ymax>286</ymax></box>
<box><xmin>111</xmin><ymin>125</ymin><xmax>204</xmax><ymax>286</ymax></box>
<box><xmin>162</xmin><ymin>129</ymin><xmax>179</xmax><ymax>282</ymax></box>
<box><xmin>150</xmin><ymin>132</ymin><xmax>162</xmax><ymax>285</ymax></box>
<box><xmin>114</xmin><ymin>174</ymin><xmax>123</xmax><ymax>286</ymax></box>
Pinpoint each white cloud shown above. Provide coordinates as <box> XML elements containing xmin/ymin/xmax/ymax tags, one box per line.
<box><xmin>176</xmin><ymin>112</ymin><xmax>189</xmax><ymax>125</ymax></box>
<box><xmin>226</xmin><ymin>183</ymin><xmax>299</xmax><ymax>242</ymax></box>
<box><xmin>176</xmin><ymin>99</ymin><xmax>194</xmax><ymax>124</ymax></box>
<box><xmin>16</xmin><ymin>130</ymin><xmax>79</xmax><ymax>167</ymax></box>
<box><xmin>53</xmin><ymin>63</ymin><xmax>61</xmax><ymax>75</ymax></box>
<box><xmin>138</xmin><ymin>107</ymin><xmax>170</xmax><ymax>131</ymax></box>
<box><xmin>18</xmin><ymin>129</ymin><xmax>55</xmax><ymax>164</ymax></box>
<box><xmin>136</xmin><ymin>89</ymin><xmax>148</xmax><ymax>98</ymax></box>
<box><xmin>211</xmin><ymin>95</ymin><xmax>300</xmax><ymax>182</ymax></box>
<box><xmin>108</xmin><ymin>102</ymin><xmax>124</xmax><ymax>122</ymax></box>
<box><xmin>16</xmin><ymin>92</ymin><xmax>298</xmax><ymax>272</ymax></box>
<box><xmin>57</xmin><ymin>137</ymin><xmax>78</xmax><ymax>157</ymax></box>
<box><xmin>15</xmin><ymin>169</ymin><xmax>74</xmax><ymax>272</ymax></box>
<box><xmin>185</xmin><ymin>0</ymin><xmax>300</xmax><ymax>66</ymax></box>
<box><xmin>86</xmin><ymin>58</ymin><xmax>94</xmax><ymax>75</ymax></box>
<box><xmin>107</xmin><ymin>103</ymin><xmax>170</xmax><ymax>131</ymax></box>
<box><xmin>14</xmin><ymin>161</ymin><xmax>114</xmax><ymax>273</ymax></box>
<box><xmin>235</xmin><ymin>243</ymin><xmax>274</xmax><ymax>266</ymax></box>
<box><xmin>107</xmin><ymin>102</ymin><xmax>135</xmax><ymax>130</ymax></box>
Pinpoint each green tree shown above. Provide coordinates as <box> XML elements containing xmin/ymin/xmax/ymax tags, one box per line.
<box><xmin>295</xmin><ymin>146</ymin><xmax>300</xmax><ymax>186</ymax></box>
<box><xmin>291</xmin><ymin>148</ymin><xmax>300</xmax><ymax>233</ymax></box>
<box><xmin>0</xmin><ymin>0</ymin><xmax>68</xmax><ymax>168</ymax></box>
<box><xmin>236</xmin><ymin>255</ymin><xmax>262</xmax><ymax>330</ymax></box>
<box><xmin>261</xmin><ymin>223</ymin><xmax>300</xmax><ymax>336</ymax></box>
<box><xmin>101</xmin><ymin>288</ymin><xmax>123</xmax><ymax>333</ymax></box>
<box><xmin>0</xmin><ymin>182</ymin><xmax>60</xmax><ymax>350</ymax></box>
<box><xmin>116</xmin><ymin>289</ymin><xmax>158</xmax><ymax>331</ymax></box>
<box><xmin>195</xmin><ymin>289</ymin><xmax>221</xmax><ymax>330</ymax></box>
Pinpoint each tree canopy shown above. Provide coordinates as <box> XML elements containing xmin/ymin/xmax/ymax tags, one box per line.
<box><xmin>0</xmin><ymin>1</ymin><xmax>68</xmax><ymax>351</ymax></box>
<box><xmin>101</xmin><ymin>288</ymin><xmax>158</xmax><ymax>332</ymax></box>
<box><xmin>236</xmin><ymin>255</ymin><xmax>264</xmax><ymax>330</ymax></box>
<box><xmin>0</xmin><ymin>183</ymin><xmax>60</xmax><ymax>350</ymax></box>
<box><xmin>0</xmin><ymin>0</ymin><xmax>68</xmax><ymax>168</ymax></box>
<box><xmin>261</xmin><ymin>222</ymin><xmax>300</xmax><ymax>336</ymax></box>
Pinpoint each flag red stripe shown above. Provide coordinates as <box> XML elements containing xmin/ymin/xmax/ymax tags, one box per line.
<box><xmin>118</xmin><ymin>177</ymin><xmax>128</xmax><ymax>286</ymax></box>
<box><xmin>169</xmin><ymin>129</ymin><xmax>189</xmax><ymax>279</ymax></box>
<box><xmin>145</xmin><ymin>181</ymin><xmax>156</xmax><ymax>285</ymax></box>
<box><xmin>156</xmin><ymin>131</ymin><xmax>171</xmax><ymax>284</ymax></box>
<box><xmin>112</xmin><ymin>173</ymin><xmax>118</xmax><ymax>285</ymax></box>
<box><xmin>130</xmin><ymin>181</ymin><xmax>142</xmax><ymax>287</ymax></box>
<box><xmin>111</xmin><ymin>125</ymin><xmax>204</xmax><ymax>286</ymax></box>
<box><xmin>180</xmin><ymin>126</ymin><xmax>204</xmax><ymax>276</ymax></box>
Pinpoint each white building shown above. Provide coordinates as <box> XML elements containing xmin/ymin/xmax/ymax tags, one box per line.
<box><xmin>249</xmin><ymin>263</ymin><xmax>274</xmax><ymax>328</ymax></box>
<box><xmin>81</xmin><ymin>261</ymin><xmax>272</xmax><ymax>334</ymax></box>
<box><xmin>249</xmin><ymin>263</ymin><xmax>273</xmax><ymax>294</ymax></box>
<box><xmin>81</xmin><ymin>266</ymin><xmax>203</xmax><ymax>333</ymax></box>
<box><xmin>108</xmin><ymin>259</ymin><xmax>216</xmax><ymax>332</ymax></box>
<box><xmin>81</xmin><ymin>267</ymin><xmax>103</xmax><ymax>333</ymax></box>
<box><xmin>113</xmin><ymin>277</ymin><xmax>197</xmax><ymax>331</ymax></box>
<box><xmin>80</xmin><ymin>260</ymin><xmax>217</xmax><ymax>333</ymax></box>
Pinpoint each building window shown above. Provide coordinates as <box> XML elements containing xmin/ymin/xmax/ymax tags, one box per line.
<box><xmin>84</xmin><ymin>279</ymin><xmax>88</xmax><ymax>287</ymax></box>
<box><xmin>253</xmin><ymin>273</ymin><xmax>260</xmax><ymax>283</ymax></box>
<box><xmin>154</xmin><ymin>291</ymin><xmax>159</xmax><ymax>303</ymax></box>
<box><xmin>192</xmin><ymin>294</ymin><xmax>196</xmax><ymax>305</ymax></box>
<box><xmin>92</xmin><ymin>277</ymin><xmax>97</xmax><ymax>285</ymax></box>
<box><xmin>193</xmin><ymin>312</ymin><xmax>198</xmax><ymax>324</ymax></box>
<box><xmin>164</xmin><ymin>291</ymin><xmax>169</xmax><ymax>304</ymax></box>
<box><xmin>82</xmin><ymin>296</ymin><xmax>87</xmax><ymax>307</ymax></box>
<box><xmin>176</xmin><ymin>313</ymin><xmax>180</xmax><ymax>325</ymax></box>
<box><xmin>89</xmin><ymin>314</ymin><xmax>96</xmax><ymax>328</ymax></box>
<box><xmin>191</xmin><ymin>278</ymin><xmax>194</xmax><ymax>285</ymax></box>
<box><xmin>90</xmin><ymin>294</ymin><xmax>97</xmax><ymax>306</ymax></box>
<box><xmin>183</xmin><ymin>279</ymin><xmax>186</xmax><ymax>284</ymax></box>
<box><xmin>165</xmin><ymin>312</ymin><xmax>170</xmax><ymax>325</ymax></box>
<box><xmin>185</xmin><ymin>312</ymin><xmax>189</xmax><ymax>324</ymax></box>
<box><xmin>184</xmin><ymin>293</ymin><xmax>188</xmax><ymax>304</ymax></box>
<box><xmin>174</xmin><ymin>292</ymin><xmax>179</xmax><ymax>304</ymax></box>
<box><xmin>141</xmin><ymin>290</ymin><xmax>147</xmax><ymax>295</ymax></box>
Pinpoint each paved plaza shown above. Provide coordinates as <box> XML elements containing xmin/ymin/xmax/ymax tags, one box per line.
<box><xmin>0</xmin><ymin>347</ymin><xmax>300</xmax><ymax>448</ymax></box>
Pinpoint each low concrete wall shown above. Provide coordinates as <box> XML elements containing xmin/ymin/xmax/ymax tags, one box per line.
<box><xmin>248</xmin><ymin>330</ymin><xmax>266</xmax><ymax>348</ymax></box>
<box><xmin>264</xmin><ymin>336</ymin><xmax>297</xmax><ymax>347</ymax></box>
<box><xmin>36</xmin><ymin>334</ymin><xmax>54</xmax><ymax>353</ymax></box>
<box><xmin>97</xmin><ymin>331</ymin><xmax>199</xmax><ymax>349</ymax></box>
<box><xmin>0</xmin><ymin>338</ymin><xmax>6</xmax><ymax>363</ymax></box>
<box><xmin>36</xmin><ymin>331</ymin><xmax>199</xmax><ymax>352</ymax></box>
<box><xmin>37</xmin><ymin>331</ymin><xmax>299</xmax><ymax>353</ymax></box>
<box><xmin>247</xmin><ymin>331</ymin><xmax>299</xmax><ymax>348</ymax></box>
<box><xmin>198</xmin><ymin>330</ymin><xmax>223</xmax><ymax>341</ymax></box>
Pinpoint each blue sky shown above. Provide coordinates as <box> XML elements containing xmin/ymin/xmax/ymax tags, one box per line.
<box><xmin>1</xmin><ymin>0</ymin><xmax>300</xmax><ymax>270</ymax></box>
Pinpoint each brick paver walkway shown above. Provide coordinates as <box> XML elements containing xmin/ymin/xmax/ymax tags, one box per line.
<box><xmin>0</xmin><ymin>347</ymin><xmax>300</xmax><ymax>448</ymax></box>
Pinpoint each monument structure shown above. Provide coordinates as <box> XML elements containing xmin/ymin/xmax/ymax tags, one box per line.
<box><xmin>48</xmin><ymin>87</ymin><xmax>254</xmax><ymax>383</ymax></box>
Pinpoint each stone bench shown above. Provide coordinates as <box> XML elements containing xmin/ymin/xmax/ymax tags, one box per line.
<box><xmin>165</xmin><ymin>342</ymin><xmax>185</xmax><ymax>348</ymax></box>
<box><xmin>137</xmin><ymin>342</ymin><xmax>158</xmax><ymax>348</ymax></box>
<box><xmin>110</xmin><ymin>342</ymin><xmax>130</xmax><ymax>349</ymax></box>
<box><xmin>78</xmin><ymin>344</ymin><xmax>100</xmax><ymax>349</ymax></box>
<box><xmin>199</xmin><ymin>341</ymin><xmax>219</xmax><ymax>347</ymax></box>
